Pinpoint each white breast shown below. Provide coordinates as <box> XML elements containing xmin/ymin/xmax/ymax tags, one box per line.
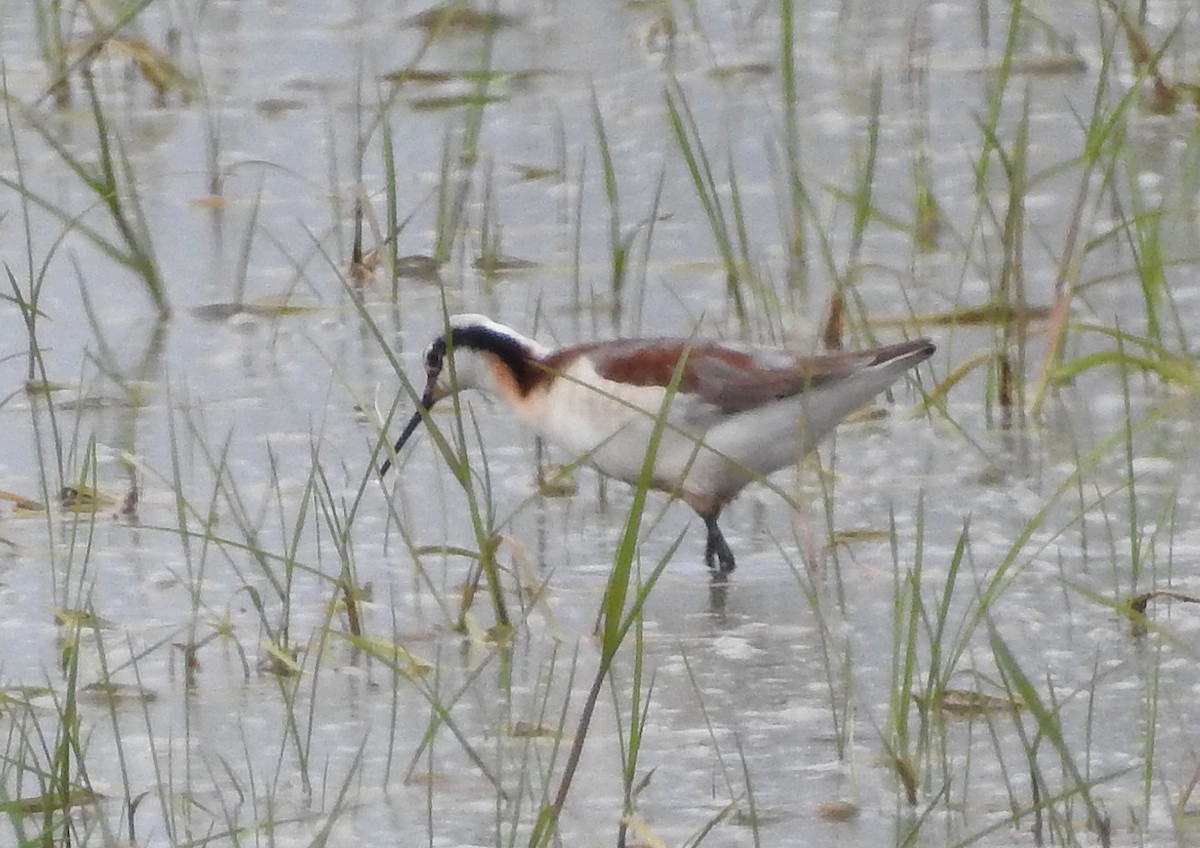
<box><xmin>514</xmin><ymin>359</ymin><xmax>729</xmax><ymax>491</ymax></box>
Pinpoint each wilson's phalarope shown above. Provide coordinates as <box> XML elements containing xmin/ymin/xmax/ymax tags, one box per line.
<box><xmin>381</xmin><ymin>314</ymin><xmax>935</xmax><ymax>575</ymax></box>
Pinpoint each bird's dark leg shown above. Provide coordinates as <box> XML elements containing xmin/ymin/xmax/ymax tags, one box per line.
<box><xmin>702</xmin><ymin>510</ymin><xmax>736</xmax><ymax>575</ymax></box>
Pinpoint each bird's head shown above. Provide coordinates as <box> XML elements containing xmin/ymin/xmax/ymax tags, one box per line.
<box><xmin>380</xmin><ymin>315</ymin><xmax>544</xmax><ymax>475</ymax></box>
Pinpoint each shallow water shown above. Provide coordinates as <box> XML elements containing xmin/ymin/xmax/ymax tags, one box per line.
<box><xmin>2</xmin><ymin>1</ymin><xmax>1200</xmax><ymax>846</ymax></box>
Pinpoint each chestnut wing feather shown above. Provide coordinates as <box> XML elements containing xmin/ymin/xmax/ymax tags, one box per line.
<box><xmin>546</xmin><ymin>339</ymin><xmax>923</xmax><ymax>416</ymax></box>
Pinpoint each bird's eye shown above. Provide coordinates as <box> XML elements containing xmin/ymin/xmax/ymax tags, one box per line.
<box><xmin>424</xmin><ymin>344</ymin><xmax>444</xmax><ymax>376</ymax></box>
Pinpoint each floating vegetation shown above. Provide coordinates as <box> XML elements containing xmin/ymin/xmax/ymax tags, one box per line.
<box><xmin>79</xmin><ymin>681</ymin><xmax>159</xmax><ymax>705</ymax></box>
<box><xmin>404</xmin><ymin>4</ymin><xmax>522</xmax><ymax>34</ymax></box>
<box><xmin>255</xmin><ymin>97</ymin><xmax>307</xmax><ymax>116</ymax></box>
<box><xmin>103</xmin><ymin>36</ymin><xmax>195</xmax><ymax>99</ymax></box>
<box><xmin>641</xmin><ymin>16</ymin><xmax>676</xmax><ymax>55</ymax></box>
<box><xmin>23</xmin><ymin>379</ymin><xmax>69</xmax><ymax>396</ymax></box>
<box><xmin>53</xmin><ymin>608</ymin><xmax>111</xmax><ymax>629</ymax></box>
<box><xmin>914</xmin><ymin>688</ymin><xmax>1023</xmax><ymax>718</ymax></box>
<box><xmin>0</xmin><ymin>788</ymin><xmax>103</xmax><ymax>816</ymax></box>
<box><xmin>56</xmin><ymin>395</ymin><xmax>137</xmax><ymax>411</ymax></box>
<box><xmin>536</xmin><ymin>464</ymin><xmax>578</xmax><ymax>498</ymax></box>
<box><xmin>258</xmin><ymin>642</ymin><xmax>303</xmax><ymax>678</ymax></box>
<box><xmin>707</xmin><ymin>61</ymin><xmax>774</xmax><ymax>82</ymax></box>
<box><xmin>842</xmin><ymin>403</ymin><xmax>889</xmax><ymax>424</ymax></box>
<box><xmin>920</xmin><ymin>52</ymin><xmax>1089</xmax><ymax>77</ymax></box>
<box><xmin>190</xmin><ymin>299</ymin><xmax>325</xmax><ymax>322</ymax></box>
<box><xmin>382</xmin><ymin>68</ymin><xmax>459</xmax><ymax>85</ymax></box>
<box><xmin>1124</xmin><ymin>590</ymin><xmax>1200</xmax><ymax>637</ymax></box>
<box><xmin>813</xmin><ymin>800</ymin><xmax>860</xmax><ymax>822</ymax></box>
<box><xmin>509</xmin><ymin>720</ymin><xmax>559</xmax><ymax>739</ymax></box>
<box><xmin>826</xmin><ymin>528</ymin><xmax>890</xmax><ymax>547</ymax></box>
<box><xmin>509</xmin><ymin>162</ymin><xmax>563</xmax><ymax>181</ymax></box>
<box><xmin>393</xmin><ymin>254</ymin><xmax>443</xmax><ymax>282</ymax></box>
<box><xmin>472</xmin><ymin>252</ymin><xmax>538</xmax><ymax>275</ymax></box>
<box><xmin>338</xmin><ymin>634</ymin><xmax>432</xmax><ymax>679</ymax></box>
<box><xmin>409</xmin><ymin>93</ymin><xmax>507</xmax><ymax>112</ymax></box>
<box><xmin>59</xmin><ymin>485</ymin><xmax>120</xmax><ymax>513</ymax></box>
<box><xmin>382</xmin><ymin>68</ymin><xmax>551</xmax><ymax>87</ymax></box>
<box><xmin>1004</xmin><ymin>53</ymin><xmax>1088</xmax><ymax>75</ymax></box>
<box><xmin>0</xmin><ymin>490</ymin><xmax>46</xmax><ymax>513</ymax></box>
<box><xmin>873</xmin><ymin>303</ymin><xmax>1052</xmax><ymax>329</ymax></box>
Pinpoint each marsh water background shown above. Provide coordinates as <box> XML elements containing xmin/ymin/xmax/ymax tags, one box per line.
<box><xmin>1</xmin><ymin>1</ymin><xmax>1199</xmax><ymax>846</ymax></box>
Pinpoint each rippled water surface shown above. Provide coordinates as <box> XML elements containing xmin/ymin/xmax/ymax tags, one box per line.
<box><xmin>2</xmin><ymin>1</ymin><xmax>1199</xmax><ymax>846</ymax></box>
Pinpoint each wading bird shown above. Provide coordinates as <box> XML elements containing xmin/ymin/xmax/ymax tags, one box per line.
<box><xmin>381</xmin><ymin>314</ymin><xmax>934</xmax><ymax>575</ymax></box>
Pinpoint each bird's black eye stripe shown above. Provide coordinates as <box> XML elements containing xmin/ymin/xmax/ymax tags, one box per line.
<box><xmin>422</xmin><ymin>324</ymin><xmax>534</xmax><ymax>385</ymax></box>
<box><xmin>425</xmin><ymin>338</ymin><xmax>446</xmax><ymax>373</ymax></box>
<box><xmin>446</xmin><ymin>324</ymin><xmax>532</xmax><ymax>383</ymax></box>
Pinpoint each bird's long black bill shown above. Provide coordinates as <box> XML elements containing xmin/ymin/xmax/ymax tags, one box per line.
<box><xmin>379</xmin><ymin>389</ymin><xmax>435</xmax><ymax>477</ymax></box>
